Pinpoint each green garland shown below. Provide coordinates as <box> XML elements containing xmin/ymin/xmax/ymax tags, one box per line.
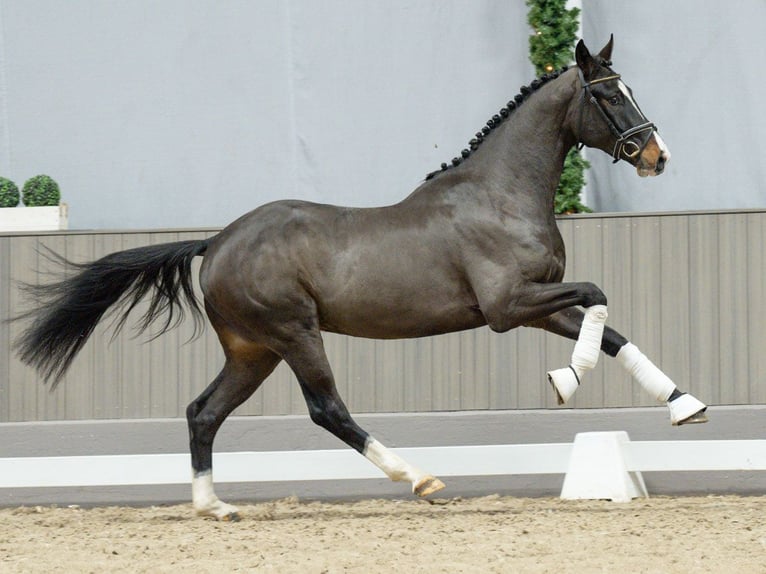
<box><xmin>527</xmin><ymin>0</ymin><xmax>591</xmax><ymax>214</ymax></box>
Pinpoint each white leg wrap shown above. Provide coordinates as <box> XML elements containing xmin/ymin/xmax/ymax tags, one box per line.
<box><xmin>547</xmin><ymin>305</ymin><xmax>607</xmax><ymax>404</ymax></box>
<box><xmin>615</xmin><ymin>342</ymin><xmax>675</xmax><ymax>402</ymax></box>
<box><xmin>570</xmin><ymin>305</ymin><xmax>608</xmax><ymax>374</ymax></box>
<box><xmin>192</xmin><ymin>471</ymin><xmax>240</xmax><ymax>520</ymax></box>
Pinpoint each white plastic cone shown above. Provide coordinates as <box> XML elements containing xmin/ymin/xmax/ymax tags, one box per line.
<box><xmin>560</xmin><ymin>431</ymin><xmax>648</xmax><ymax>502</ymax></box>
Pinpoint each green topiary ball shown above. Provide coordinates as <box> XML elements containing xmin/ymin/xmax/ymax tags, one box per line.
<box><xmin>0</xmin><ymin>177</ymin><xmax>20</xmax><ymax>207</ymax></box>
<box><xmin>22</xmin><ymin>175</ymin><xmax>60</xmax><ymax>207</ymax></box>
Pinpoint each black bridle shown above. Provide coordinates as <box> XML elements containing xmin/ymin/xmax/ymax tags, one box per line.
<box><xmin>577</xmin><ymin>67</ymin><xmax>656</xmax><ymax>163</ymax></box>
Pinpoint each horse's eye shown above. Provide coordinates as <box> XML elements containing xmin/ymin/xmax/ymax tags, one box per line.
<box><xmin>608</xmin><ymin>95</ymin><xmax>621</xmax><ymax>106</ymax></box>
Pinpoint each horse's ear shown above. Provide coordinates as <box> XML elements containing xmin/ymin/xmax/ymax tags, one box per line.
<box><xmin>575</xmin><ymin>39</ymin><xmax>596</xmax><ymax>79</ymax></box>
<box><xmin>598</xmin><ymin>34</ymin><xmax>614</xmax><ymax>63</ymax></box>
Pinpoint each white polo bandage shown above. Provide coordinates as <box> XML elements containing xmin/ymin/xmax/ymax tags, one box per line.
<box><xmin>616</xmin><ymin>342</ymin><xmax>675</xmax><ymax>402</ymax></box>
<box><xmin>570</xmin><ymin>305</ymin><xmax>608</xmax><ymax>374</ymax></box>
<box><xmin>547</xmin><ymin>305</ymin><xmax>608</xmax><ymax>405</ymax></box>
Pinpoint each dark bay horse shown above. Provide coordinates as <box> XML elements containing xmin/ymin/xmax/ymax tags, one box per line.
<box><xmin>14</xmin><ymin>37</ymin><xmax>707</xmax><ymax>520</ymax></box>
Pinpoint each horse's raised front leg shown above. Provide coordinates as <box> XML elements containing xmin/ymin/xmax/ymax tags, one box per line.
<box><xmin>279</xmin><ymin>328</ymin><xmax>445</xmax><ymax>497</ymax></box>
<box><xmin>528</xmin><ymin>307</ymin><xmax>708</xmax><ymax>425</ymax></box>
<box><xmin>544</xmin><ymin>305</ymin><xmax>610</xmax><ymax>405</ymax></box>
<box><xmin>481</xmin><ymin>280</ymin><xmax>611</xmax><ymax>403</ymax></box>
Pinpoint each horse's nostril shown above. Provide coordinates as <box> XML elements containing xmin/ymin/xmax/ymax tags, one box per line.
<box><xmin>656</xmin><ymin>153</ymin><xmax>667</xmax><ymax>173</ymax></box>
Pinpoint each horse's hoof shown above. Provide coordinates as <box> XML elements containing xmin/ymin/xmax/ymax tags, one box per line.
<box><xmin>674</xmin><ymin>409</ymin><xmax>708</xmax><ymax>426</ymax></box>
<box><xmin>195</xmin><ymin>500</ymin><xmax>241</xmax><ymax>521</ymax></box>
<box><xmin>547</xmin><ymin>366</ymin><xmax>580</xmax><ymax>405</ymax></box>
<box><xmin>414</xmin><ymin>475</ymin><xmax>446</xmax><ymax>497</ymax></box>
<box><xmin>668</xmin><ymin>393</ymin><xmax>708</xmax><ymax>426</ymax></box>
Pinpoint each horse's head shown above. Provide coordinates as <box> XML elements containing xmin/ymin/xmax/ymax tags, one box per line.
<box><xmin>573</xmin><ymin>36</ymin><xmax>670</xmax><ymax>177</ymax></box>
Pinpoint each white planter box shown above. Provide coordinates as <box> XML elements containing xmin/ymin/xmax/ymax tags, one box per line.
<box><xmin>0</xmin><ymin>203</ymin><xmax>68</xmax><ymax>232</ymax></box>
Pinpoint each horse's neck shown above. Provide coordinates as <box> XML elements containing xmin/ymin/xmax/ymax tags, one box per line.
<box><xmin>472</xmin><ymin>73</ymin><xmax>578</xmax><ymax>204</ymax></box>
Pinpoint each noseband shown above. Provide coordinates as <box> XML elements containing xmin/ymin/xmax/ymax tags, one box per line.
<box><xmin>577</xmin><ymin>68</ymin><xmax>656</xmax><ymax>163</ymax></box>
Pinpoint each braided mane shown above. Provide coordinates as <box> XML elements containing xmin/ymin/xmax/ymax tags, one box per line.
<box><xmin>425</xmin><ymin>66</ymin><xmax>571</xmax><ymax>180</ymax></box>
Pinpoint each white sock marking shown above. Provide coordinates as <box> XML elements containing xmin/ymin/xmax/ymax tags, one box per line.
<box><xmin>192</xmin><ymin>471</ymin><xmax>239</xmax><ymax>518</ymax></box>
<box><xmin>363</xmin><ymin>438</ymin><xmax>427</xmax><ymax>487</ymax></box>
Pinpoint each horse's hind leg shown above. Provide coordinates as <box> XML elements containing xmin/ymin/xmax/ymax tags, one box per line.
<box><xmin>279</xmin><ymin>328</ymin><xmax>445</xmax><ymax>497</ymax></box>
<box><xmin>528</xmin><ymin>307</ymin><xmax>707</xmax><ymax>425</ymax></box>
<box><xmin>187</xmin><ymin>343</ymin><xmax>281</xmax><ymax>520</ymax></box>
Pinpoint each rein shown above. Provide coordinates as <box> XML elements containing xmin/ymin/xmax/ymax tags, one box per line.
<box><xmin>577</xmin><ymin>68</ymin><xmax>656</xmax><ymax>163</ymax></box>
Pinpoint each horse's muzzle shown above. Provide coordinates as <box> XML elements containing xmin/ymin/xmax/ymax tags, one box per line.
<box><xmin>636</xmin><ymin>132</ymin><xmax>670</xmax><ymax>177</ymax></box>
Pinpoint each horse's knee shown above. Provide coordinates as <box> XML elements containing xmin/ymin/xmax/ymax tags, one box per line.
<box><xmin>580</xmin><ymin>282</ymin><xmax>607</xmax><ymax>307</ymax></box>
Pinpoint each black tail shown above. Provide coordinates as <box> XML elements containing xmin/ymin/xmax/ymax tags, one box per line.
<box><xmin>13</xmin><ymin>239</ymin><xmax>211</xmax><ymax>387</ymax></box>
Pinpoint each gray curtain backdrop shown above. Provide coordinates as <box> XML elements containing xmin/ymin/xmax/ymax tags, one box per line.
<box><xmin>0</xmin><ymin>0</ymin><xmax>763</xmax><ymax>229</ymax></box>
